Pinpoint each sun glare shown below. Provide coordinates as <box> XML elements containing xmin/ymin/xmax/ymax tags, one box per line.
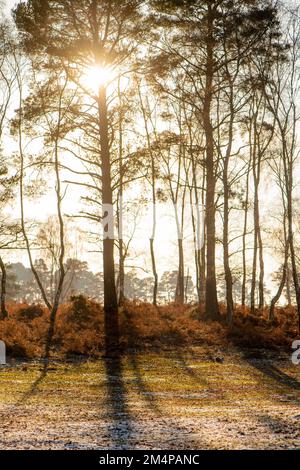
<box><xmin>82</xmin><ymin>65</ymin><xmax>115</xmax><ymax>92</ymax></box>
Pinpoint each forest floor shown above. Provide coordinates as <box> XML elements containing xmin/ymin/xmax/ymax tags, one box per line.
<box><xmin>0</xmin><ymin>347</ymin><xmax>299</xmax><ymax>450</ymax></box>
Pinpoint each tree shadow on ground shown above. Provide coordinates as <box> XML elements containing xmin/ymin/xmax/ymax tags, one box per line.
<box><xmin>246</xmin><ymin>359</ymin><xmax>300</xmax><ymax>394</ymax></box>
<box><xmin>17</xmin><ymin>363</ymin><xmax>49</xmax><ymax>404</ymax></box>
<box><xmin>103</xmin><ymin>355</ymin><xmax>134</xmax><ymax>449</ymax></box>
<box><xmin>256</xmin><ymin>412</ymin><xmax>300</xmax><ymax>449</ymax></box>
<box><xmin>122</xmin><ymin>308</ymin><xmax>161</xmax><ymax>414</ymax></box>
<box><xmin>157</xmin><ymin>307</ymin><xmax>212</xmax><ymax>386</ymax></box>
<box><xmin>229</xmin><ymin>330</ymin><xmax>300</xmax><ymax>399</ymax></box>
<box><xmin>103</xmin><ymin>350</ymin><xmax>209</xmax><ymax>449</ymax></box>
<box><xmin>258</xmin><ymin>412</ymin><xmax>300</xmax><ymax>436</ymax></box>
<box><xmin>103</xmin><ymin>307</ymin><xmax>210</xmax><ymax>449</ymax></box>
<box><xmin>122</xmin><ymin>305</ymin><xmax>210</xmax><ymax>405</ymax></box>
<box><xmin>170</xmin><ymin>347</ymin><xmax>210</xmax><ymax>386</ymax></box>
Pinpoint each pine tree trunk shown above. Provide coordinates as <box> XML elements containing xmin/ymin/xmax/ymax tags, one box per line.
<box><xmin>269</xmin><ymin>248</ymin><xmax>288</xmax><ymax>321</ymax></box>
<box><xmin>222</xmin><ymin>83</ymin><xmax>234</xmax><ymax>324</ymax></box>
<box><xmin>251</xmin><ymin>162</ymin><xmax>260</xmax><ymax>315</ymax></box>
<box><xmin>223</xmin><ymin>168</ymin><xmax>234</xmax><ymax>323</ymax></box>
<box><xmin>199</xmin><ymin>180</ymin><xmax>206</xmax><ymax>305</ymax></box>
<box><xmin>204</xmin><ymin>5</ymin><xmax>219</xmax><ymax>319</ymax></box>
<box><xmin>175</xmin><ymin>238</ymin><xmax>185</xmax><ymax>304</ymax></box>
<box><xmin>150</xmin><ymin>238</ymin><xmax>158</xmax><ymax>306</ymax></box>
<box><xmin>137</xmin><ymin>85</ymin><xmax>158</xmax><ymax>307</ymax></box>
<box><xmin>258</xmin><ymin>228</ymin><xmax>265</xmax><ymax>309</ymax></box>
<box><xmin>150</xmin><ymin>156</ymin><xmax>158</xmax><ymax>306</ymax></box>
<box><xmin>98</xmin><ymin>85</ymin><xmax>119</xmax><ymax>353</ymax></box>
<box><xmin>286</xmin><ymin>266</ymin><xmax>292</xmax><ymax>306</ymax></box>
<box><xmin>242</xmin><ymin>167</ymin><xmax>250</xmax><ymax>306</ymax></box>
<box><xmin>287</xmin><ymin>192</ymin><xmax>300</xmax><ymax>331</ymax></box>
<box><xmin>118</xmin><ymin>241</ymin><xmax>125</xmax><ymax>306</ymax></box>
<box><xmin>117</xmin><ymin>83</ymin><xmax>125</xmax><ymax>307</ymax></box>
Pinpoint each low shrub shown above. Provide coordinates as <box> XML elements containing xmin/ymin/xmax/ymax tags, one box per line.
<box><xmin>0</xmin><ymin>298</ymin><xmax>298</xmax><ymax>358</ymax></box>
<box><xmin>17</xmin><ymin>304</ymin><xmax>45</xmax><ymax>321</ymax></box>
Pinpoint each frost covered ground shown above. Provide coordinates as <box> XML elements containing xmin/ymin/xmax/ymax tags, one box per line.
<box><xmin>0</xmin><ymin>349</ymin><xmax>299</xmax><ymax>450</ymax></box>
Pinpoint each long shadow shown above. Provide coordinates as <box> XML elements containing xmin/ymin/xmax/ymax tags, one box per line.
<box><xmin>122</xmin><ymin>308</ymin><xmax>161</xmax><ymax>414</ymax></box>
<box><xmin>170</xmin><ymin>347</ymin><xmax>209</xmax><ymax>385</ymax></box>
<box><xmin>158</xmin><ymin>308</ymin><xmax>211</xmax><ymax>386</ymax></box>
<box><xmin>124</xmin><ymin>305</ymin><xmax>210</xmax><ymax>392</ymax></box>
<box><xmin>247</xmin><ymin>359</ymin><xmax>300</xmax><ymax>393</ymax></box>
<box><xmin>258</xmin><ymin>412</ymin><xmax>299</xmax><ymax>435</ymax></box>
<box><xmin>16</xmin><ymin>358</ymin><xmax>134</xmax><ymax>449</ymax></box>
<box><xmin>122</xmin><ymin>308</ymin><xmax>212</xmax><ymax>449</ymax></box>
<box><xmin>104</xmin><ymin>348</ymin><xmax>211</xmax><ymax>449</ymax></box>
<box><xmin>256</xmin><ymin>412</ymin><xmax>300</xmax><ymax>449</ymax></box>
<box><xmin>229</xmin><ymin>327</ymin><xmax>300</xmax><ymax>398</ymax></box>
<box><xmin>104</xmin><ymin>355</ymin><xmax>134</xmax><ymax>449</ymax></box>
<box><xmin>17</xmin><ymin>363</ymin><xmax>49</xmax><ymax>405</ymax></box>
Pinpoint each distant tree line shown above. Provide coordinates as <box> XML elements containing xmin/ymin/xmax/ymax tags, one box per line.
<box><xmin>4</xmin><ymin>259</ymin><xmax>198</xmax><ymax>305</ymax></box>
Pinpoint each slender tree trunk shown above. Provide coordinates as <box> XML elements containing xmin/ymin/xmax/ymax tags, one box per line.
<box><xmin>249</xmin><ymin>104</ymin><xmax>271</xmax><ymax>314</ymax></box>
<box><xmin>200</xmin><ymin>240</ymin><xmax>206</xmax><ymax>304</ymax></box>
<box><xmin>150</xmin><ymin>155</ymin><xmax>158</xmax><ymax>306</ymax></box>
<box><xmin>45</xmin><ymin>86</ymin><xmax>66</xmax><ymax>361</ymax></box>
<box><xmin>222</xmin><ymin>83</ymin><xmax>234</xmax><ymax>324</ymax></box>
<box><xmin>0</xmin><ymin>256</ymin><xmax>8</xmax><ymax>319</ymax></box>
<box><xmin>250</xmin><ymin>111</ymin><xmax>266</xmax><ymax>314</ymax></box>
<box><xmin>205</xmin><ymin>169</ymin><xmax>219</xmax><ymax>318</ymax></box>
<box><xmin>204</xmin><ymin>5</ymin><xmax>219</xmax><ymax>319</ymax></box>
<box><xmin>262</xmin><ymin>21</ymin><xmax>299</xmax><ymax>329</ymax></box>
<box><xmin>251</xmin><ymin>209</ymin><xmax>258</xmax><ymax>313</ymax></box>
<box><xmin>137</xmin><ymin>86</ymin><xmax>158</xmax><ymax>306</ymax></box>
<box><xmin>150</xmin><ymin>239</ymin><xmax>158</xmax><ymax>305</ymax></box>
<box><xmin>287</xmin><ymin>189</ymin><xmax>300</xmax><ymax>330</ymax></box>
<box><xmin>185</xmin><ymin>268</ymin><xmax>190</xmax><ymax>303</ymax></box>
<box><xmin>269</xmin><ymin>183</ymin><xmax>289</xmax><ymax>321</ymax></box>
<box><xmin>17</xmin><ymin>69</ymin><xmax>52</xmax><ymax>312</ymax></box>
<box><xmin>251</xmin><ymin>151</ymin><xmax>261</xmax><ymax>315</ymax></box>
<box><xmin>281</xmin><ymin>128</ymin><xmax>300</xmax><ymax>329</ymax></box>
<box><xmin>286</xmin><ymin>265</ymin><xmax>292</xmax><ymax>306</ymax></box>
<box><xmin>199</xmin><ymin>178</ymin><xmax>206</xmax><ymax>305</ymax></box>
<box><xmin>189</xmin><ymin>142</ymin><xmax>205</xmax><ymax>305</ymax></box>
<box><xmin>117</xmin><ymin>82</ymin><xmax>125</xmax><ymax>306</ymax></box>
<box><xmin>190</xmin><ymin>192</ymin><xmax>202</xmax><ymax>304</ymax></box>
<box><xmin>242</xmin><ymin>165</ymin><xmax>250</xmax><ymax>306</ymax></box>
<box><xmin>173</xmin><ymin>198</ymin><xmax>185</xmax><ymax>304</ymax></box>
<box><xmin>195</xmin><ymin>255</ymin><xmax>201</xmax><ymax>302</ymax></box>
<box><xmin>223</xmin><ymin>176</ymin><xmax>234</xmax><ymax>323</ymax></box>
<box><xmin>175</xmin><ymin>238</ymin><xmax>185</xmax><ymax>303</ymax></box>
<box><xmin>98</xmin><ymin>85</ymin><xmax>119</xmax><ymax>353</ymax></box>
<box><xmin>118</xmin><ymin>237</ymin><xmax>125</xmax><ymax>305</ymax></box>
<box><xmin>258</xmin><ymin>219</ymin><xmax>265</xmax><ymax>309</ymax></box>
<box><xmin>269</xmin><ymin>244</ymin><xmax>288</xmax><ymax>321</ymax></box>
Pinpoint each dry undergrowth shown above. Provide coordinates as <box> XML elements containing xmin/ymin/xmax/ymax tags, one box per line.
<box><xmin>0</xmin><ymin>297</ymin><xmax>298</xmax><ymax>358</ymax></box>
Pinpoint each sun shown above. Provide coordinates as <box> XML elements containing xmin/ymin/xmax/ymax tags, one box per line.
<box><xmin>82</xmin><ymin>65</ymin><xmax>115</xmax><ymax>92</ymax></box>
